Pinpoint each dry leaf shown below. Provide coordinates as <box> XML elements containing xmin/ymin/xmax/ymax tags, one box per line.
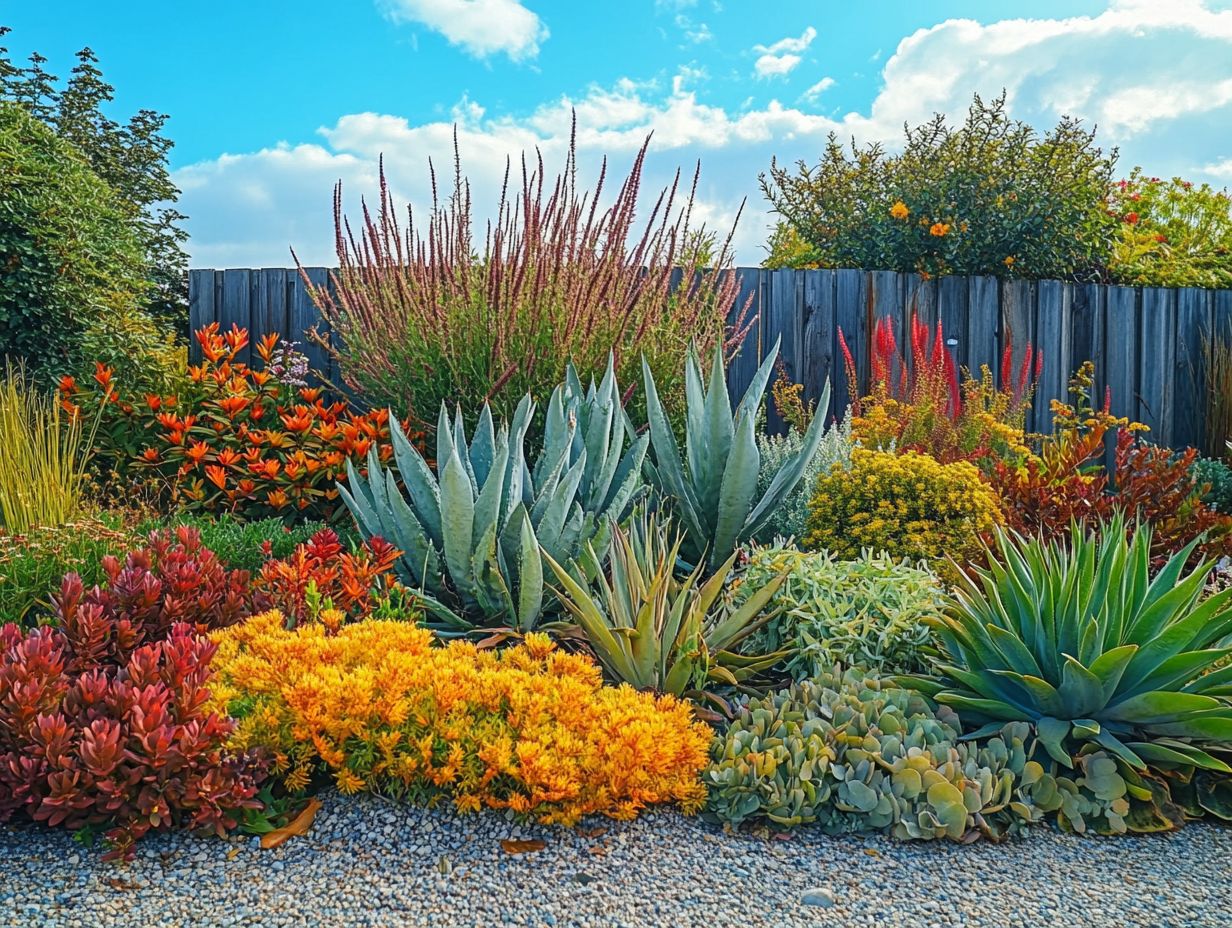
<box><xmin>260</xmin><ymin>798</ymin><xmax>322</xmax><ymax>850</ymax></box>
<box><xmin>226</xmin><ymin>848</ymin><xmax>242</xmax><ymax>861</ymax></box>
<box><xmin>500</xmin><ymin>838</ymin><xmax>546</xmax><ymax>854</ymax></box>
<box><xmin>107</xmin><ymin>878</ymin><xmax>141</xmax><ymax>892</ymax></box>
<box><xmin>862</xmin><ymin>848</ymin><xmax>881</xmax><ymax>858</ymax></box>
<box><xmin>576</xmin><ymin>826</ymin><xmax>608</xmax><ymax>839</ymax></box>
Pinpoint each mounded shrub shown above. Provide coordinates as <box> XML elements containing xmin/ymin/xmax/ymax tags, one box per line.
<box><xmin>734</xmin><ymin>545</ymin><xmax>944</xmax><ymax>677</ymax></box>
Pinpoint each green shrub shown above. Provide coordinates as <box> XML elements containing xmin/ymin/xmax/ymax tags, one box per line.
<box><xmin>1191</xmin><ymin>455</ymin><xmax>1232</xmax><ymax>514</ymax></box>
<box><xmin>0</xmin><ymin>518</ymin><xmax>134</xmax><ymax>625</ymax></box>
<box><xmin>761</xmin><ymin>93</ymin><xmax>1117</xmax><ymax>279</ymax></box>
<box><xmin>1107</xmin><ymin>169</ymin><xmax>1232</xmax><ymax>289</ymax></box>
<box><xmin>152</xmin><ymin>514</ymin><xmax>335</xmax><ymax>573</ymax></box>
<box><xmin>753</xmin><ymin>408</ymin><xmax>853</xmax><ymax>544</ymax></box>
<box><xmin>0</xmin><ymin>102</ymin><xmax>147</xmax><ymax>382</ymax></box>
<box><xmin>734</xmin><ymin>546</ymin><xmax>943</xmax><ymax>677</ymax></box>
<box><xmin>909</xmin><ymin>516</ymin><xmax>1232</xmax><ymax>832</ymax></box>
<box><xmin>704</xmin><ymin>669</ymin><xmax>1045</xmax><ymax>837</ymax></box>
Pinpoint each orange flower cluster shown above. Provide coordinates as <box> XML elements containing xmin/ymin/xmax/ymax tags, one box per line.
<box><xmin>252</xmin><ymin>528</ymin><xmax>407</xmax><ymax>629</ymax></box>
<box><xmin>209</xmin><ymin>614</ymin><xmax>712</xmax><ymax>822</ymax></box>
<box><xmin>63</xmin><ymin>324</ymin><xmax>415</xmax><ymax>521</ymax></box>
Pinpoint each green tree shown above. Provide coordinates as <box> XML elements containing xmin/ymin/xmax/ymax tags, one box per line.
<box><xmin>0</xmin><ymin>29</ymin><xmax>188</xmax><ymax>334</ymax></box>
<box><xmin>761</xmin><ymin>93</ymin><xmax>1119</xmax><ymax>281</ymax></box>
<box><xmin>0</xmin><ymin>101</ymin><xmax>148</xmax><ymax>377</ymax></box>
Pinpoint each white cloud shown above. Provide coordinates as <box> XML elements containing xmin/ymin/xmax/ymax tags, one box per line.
<box><xmin>179</xmin><ymin>2</ymin><xmax>1232</xmax><ymax>268</ymax></box>
<box><xmin>801</xmin><ymin>77</ymin><xmax>835</xmax><ymax>103</ymax></box>
<box><xmin>753</xmin><ymin>26</ymin><xmax>816</xmax><ymax>79</ymax></box>
<box><xmin>378</xmin><ymin>0</ymin><xmax>548</xmax><ymax>61</ymax></box>
<box><xmin>676</xmin><ymin>15</ymin><xmax>713</xmax><ymax>44</ymax></box>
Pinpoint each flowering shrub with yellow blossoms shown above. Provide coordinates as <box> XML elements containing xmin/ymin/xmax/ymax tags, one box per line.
<box><xmin>208</xmin><ymin>612</ymin><xmax>712</xmax><ymax>823</ymax></box>
<box><xmin>804</xmin><ymin>449</ymin><xmax>1002</xmax><ymax>577</ymax></box>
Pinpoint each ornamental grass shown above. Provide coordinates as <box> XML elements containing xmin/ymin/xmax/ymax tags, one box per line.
<box><xmin>209</xmin><ymin>612</ymin><xmax>712</xmax><ymax>823</ymax></box>
<box><xmin>303</xmin><ymin>124</ymin><xmax>749</xmax><ymax>431</ymax></box>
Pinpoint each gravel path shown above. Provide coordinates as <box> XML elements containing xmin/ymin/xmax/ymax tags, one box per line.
<box><xmin>2</xmin><ymin>792</ymin><xmax>1230</xmax><ymax>928</ymax></box>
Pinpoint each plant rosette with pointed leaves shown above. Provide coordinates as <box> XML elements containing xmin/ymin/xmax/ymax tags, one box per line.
<box><xmin>343</xmin><ymin>357</ymin><xmax>649</xmax><ymax>633</ymax></box>
<box><xmin>906</xmin><ymin>517</ymin><xmax>1232</xmax><ymax>833</ymax></box>
<box><xmin>642</xmin><ymin>337</ymin><xmax>831</xmax><ymax>573</ymax></box>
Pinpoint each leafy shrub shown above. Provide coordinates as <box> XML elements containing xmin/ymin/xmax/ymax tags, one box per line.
<box><xmin>842</xmin><ymin>314</ymin><xmax>1037</xmax><ymax>467</ymax></box>
<box><xmin>734</xmin><ymin>546</ymin><xmax>944</xmax><ymax>677</ymax></box>
<box><xmin>210</xmin><ymin>611</ymin><xmax>712</xmax><ymax>821</ymax></box>
<box><xmin>761</xmin><ymin>94</ymin><xmax>1118</xmax><ymax>279</ymax></box>
<box><xmin>753</xmin><ymin>408</ymin><xmax>853</xmax><ymax>544</ymax></box>
<box><xmin>704</xmin><ymin>669</ymin><xmax>1044</xmax><ymax>837</ymax></box>
<box><xmin>909</xmin><ymin>518</ymin><xmax>1232</xmax><ymax>833</ymax></box>
<box><xmin>252</xmin><ymin>528</ymin><xmax>410</xmax><ymax>629</ymax></box>
<box><xmin>0</xmin><ymin>519</ymin><xmax>134</xmax><ymax>626</ymax></box>
<box><xmin>1107</xmin><ymin>170</ymin><xmax>1232</xmax><ymax>288</ymax></box>
<box><xmin>991</xmin><ymin>362</ymin><xmax>1232</xmax><ymax>566</ymax></box>
<box><xmin>1192</xmin><ymin>456</ymin><xmax>1232</xmax><ymax>514</ymax></box>
<box><xmin>0</xmin><ymin>101</ymin><xmax>148</xmax><ymax>382</ymax></box>
<box><xmin>0</xmin><ymin>364</ymin><xmax>98</xmax><ymax>533</ymax></box>
<box><xmin>63</xmin><ymin>324</ymin><xmax>397</xmax><ymax>521</ymax></box>
<box><xmin>345</xmin><ymin>359</ymin><xmax>648</xmax><ymax>632</ymax></box>
<box><xmin>644</xmin><ymin>342</ymin><xmax>830</xmax><ymax>571</ymax></box>
<box><xmin>804</xmin><ymin>448</ymin><xmax>1001</xmax><ymax>575</ymax></box>
<box><xmin>545</xmin><ymin>511</ymin><xmax>785</xmax><ymax>699</ymax></box>
<box><xmin>307</xmin><ymin>131</ymin><xmax>747</xmax><ymax>432</ymax></box>
<box><xmin>0</xmin><ymin>616</ymin><xmax>264</xmax><ymax>859</ymax></box>
<box><xmin>155</xmin><ymin>514</ymin><xmax>333</xmax><ymax>573</ymax></box>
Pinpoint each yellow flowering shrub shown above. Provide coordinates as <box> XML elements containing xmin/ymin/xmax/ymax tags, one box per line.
<box><xmin>804</xmin><ymin>449</ymin><xmax>1001</xmax><ymax>574</ymax></box>
<box><xmin>209</xmin><ymin>612</ymin><xmax>711</xmax><ymax>823</ymax></box>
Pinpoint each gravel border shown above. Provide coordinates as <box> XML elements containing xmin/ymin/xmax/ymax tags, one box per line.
<box><xmin>2</xmin><ymin>792</ymin><xmax>1230</xmax><ymax>928</ymax></box>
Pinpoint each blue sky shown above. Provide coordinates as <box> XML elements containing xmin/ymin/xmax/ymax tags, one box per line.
<box><xmin>4</xmin><ymin>1</ymin><xmax>1231</xmax><ymax>265</ymax></box>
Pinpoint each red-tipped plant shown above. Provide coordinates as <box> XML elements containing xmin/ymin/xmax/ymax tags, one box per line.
<box><xmin>301</xmin><ymin>117</ymin><xmax>751</xmax><ymax>430</ymax></box>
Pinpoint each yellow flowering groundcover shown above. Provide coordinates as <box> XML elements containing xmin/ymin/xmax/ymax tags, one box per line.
<box><xmin>209</xmin><ymin>612</ymin><xmax>712</xmax><ymax>823</ymax></box>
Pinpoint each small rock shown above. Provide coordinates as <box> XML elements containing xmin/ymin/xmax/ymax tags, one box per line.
<box><xmin>801</xmin><ymin>887</ymin><xmax>836</xmax><ymax>908</ymax></box>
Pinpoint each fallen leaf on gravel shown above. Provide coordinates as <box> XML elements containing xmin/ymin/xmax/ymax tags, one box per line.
<box><xmin>863</xmin><ymin>849</ymin><xmax>881</xmax><ymax>858</ymax></box>
<box><xmin>586</xmin><ymin>844</ymin><xmax>609</xmax><ymax>857</ymax></box>
<box><xmin>500</xmin><ymin>839</ymin><xmax>546</xmax><ymax>854</ymax></box>
<box><xmin>260</xmin><ymin>798</ymin><xmax>322</xmax><ymax>850</ymax></box>
<box><xmin>576</xmin><ymin>826</ymin><xmax>608</xmax><ymax>839</ymax></box>
<box><xmin>226</xmin><ymin>848</ymin><xmax>241</xmax><ymax>861</ymax></box>
<box><xmin>107</xmin><ymin>878</ymin><xmax>141</xmax><ymax>892</ymax></box>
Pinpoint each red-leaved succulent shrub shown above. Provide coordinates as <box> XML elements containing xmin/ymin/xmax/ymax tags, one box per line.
<box><xmin>251</xmin><ymin>528</ymin><xmax>405</xmax><ymax>628</ymax></box>
<box><xmin>0</xmin><ymin>617</ymin><xmax>265</xmax><ymax>860</ymax></box>
<box><xmin>54</xmin><ymin>525</ymin><xmax>254</xmax><ymax>648</ymax></box>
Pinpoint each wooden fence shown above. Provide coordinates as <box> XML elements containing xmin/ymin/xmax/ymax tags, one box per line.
<box><xmin>188</xmin><ymin>267</ymin><xmax>1232</xmax><ymax>452</ymax></box>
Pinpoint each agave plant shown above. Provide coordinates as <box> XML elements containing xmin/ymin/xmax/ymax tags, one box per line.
<box><xmin>543</xmin><ymin>510</ymin><xmax>787</xmax><ymax>699</ymax></box>
<box><xmin>341</xmin><ymin>358</ymin><xmax>648</xmax><ymax>631</ymax></box>
<box><xmin>642</xmin><ymin>338</ymin><xmax>830</xmax><ymax>571</ymax></box>
<box><xmin>911</xmin><ymin>515</ymin><xmax>1232</xmax><ymax>782</ymax></box>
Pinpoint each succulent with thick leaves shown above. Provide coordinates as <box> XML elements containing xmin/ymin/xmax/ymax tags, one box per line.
<box><xmin>642</xmin><ymin>338</ymin><xmax>831</xmax><ymax>571</ymax></box>
<box><xmin>341</xmin><ymin>359</ymin><xmax>649</xmax><ymax>631</ymax></box>
<box><xmin>543</xmin><ymin>510</ymin><xmax>786</xmax><ymax>698</ymax></box>
<box><xmin>908</xmin><ymin>515</ymin><xmax>1232</xmax><ymax>808</ymax></box>
<box><xmin>704</xmin><ymin>670</ymin><xmax>1047</xmax><ymax>839</ymax></box>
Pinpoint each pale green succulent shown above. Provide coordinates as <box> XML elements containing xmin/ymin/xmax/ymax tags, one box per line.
<box><xmin>752</xmin><ymin>407</ymin><xmax>854</xmax><ymax>545</ymax></box>
<box><xmin>734</xmin><ymin>545</ymin><xmax>944</xmax><ymax>677</ymax></box>
<box><xmin>341</xmin><ymin>358</ymin><xmax>648</xmax><ymax>632</ymax></box>
<box><xmin>641</xmin><ymin>339</ymin><xmax>830</xmax><ymax>572</ymax></box>
<box><xmin>704</xmin><ymin>669</ymin><xmax>1048</xmax><ymax>838</ymax></box>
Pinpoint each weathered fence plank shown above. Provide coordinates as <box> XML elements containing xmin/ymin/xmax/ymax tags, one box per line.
<box><xmin>186</xmin><ymin>267</ymin><xmax>1230</xmax><ymax>450</ymax></box>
